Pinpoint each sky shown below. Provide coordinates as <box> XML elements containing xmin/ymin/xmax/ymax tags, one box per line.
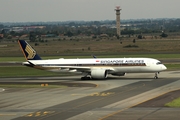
<box><xmin>0</xmin><ymin>0</ymin><xmax>180</xmax><ymax>22</ymax></box>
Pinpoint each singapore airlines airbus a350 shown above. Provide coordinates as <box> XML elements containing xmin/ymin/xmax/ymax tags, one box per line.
<box><xmin>18</xmin><ymin>40</ymin><xmax>167</xmax><ymax>80</ymax></box>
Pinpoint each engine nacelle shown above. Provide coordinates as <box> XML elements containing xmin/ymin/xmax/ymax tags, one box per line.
<box><xmin>111</xmin><ymin>72</ymin><xmax>126</xmax><ymax>76</ymax></box>
<box><xmin>91</xmin><ymin>69</ymin><xmax>108</xmax><ymax>79</ymax></box>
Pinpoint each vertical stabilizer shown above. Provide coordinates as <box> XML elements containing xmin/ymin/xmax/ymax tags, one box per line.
<box><xmin>18</xmin><ymin>40</ymin><xmax>42</xmax><ymax>60</ymax></box>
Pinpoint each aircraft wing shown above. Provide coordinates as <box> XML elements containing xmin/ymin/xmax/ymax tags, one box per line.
<box><xmin>59</xmin><ymin>66</ymin><xmax>91</xmax><ymax>72</ymax></box>
<box><xmin>27</xmin><ymin>60</ymin><xmax>115</xmax><ymax>73</ymax></box>
<box><xmin>42</xmin><ymin>65</ymin><xmax>114</xmax><ymax>73</ymax></box>
<box><xmin>56</xmin><ymin>66</ymin><xmax>114</xmax><ymax>73</ymax></box>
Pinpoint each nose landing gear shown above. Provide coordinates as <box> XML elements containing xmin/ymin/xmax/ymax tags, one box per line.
<box><xmin>154</xmin><ymin>72</ymin><xmax>159</xmax><ymax>79</ymax></box>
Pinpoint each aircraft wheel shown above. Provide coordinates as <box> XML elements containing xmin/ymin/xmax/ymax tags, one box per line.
<box><xmin>154</xmin><ymin>72</ymin><xmax>159</xmax><ymax>79</ymax></box>
<box><xmin>81</xmin><ymin>77</ymin><xmax>91</xmax><ymax>80</ymax></box>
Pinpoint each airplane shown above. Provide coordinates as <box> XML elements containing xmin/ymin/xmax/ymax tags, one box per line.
<box><xmin>18</xmin><ymin>40</ymin><xmax>167</xmax><ymax>80</ymax></box>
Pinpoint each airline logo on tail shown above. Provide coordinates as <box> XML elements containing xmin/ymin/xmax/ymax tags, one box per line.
<box><xmin>18</xmin><ymin>40</ymin><xmax>42</xmax><ymax>60</ymax></box>
<box><xmin>25</xmin><ymin>44</ymin><xmax>36</xmax><ymax>59</ymax></box>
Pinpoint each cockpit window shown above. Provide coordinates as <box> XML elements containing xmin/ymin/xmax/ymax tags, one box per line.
<box><xmin>156</xmin><ymin>62</ymin><xmax>162</xmax><ymax>65</ymax></box>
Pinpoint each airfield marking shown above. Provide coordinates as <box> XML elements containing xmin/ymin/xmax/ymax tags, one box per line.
<box><xmin>72</xmin><ymin>92</ymin><xmax>115</xmax><ymax>97</ymax></box>
<box><xmin>38</xmin><ymin>83</ymin><xmax>145</xmax><ymax>120</ymax></box>
<box><xmin>89</xmin><ymin>92</ymin><xmax>114</xmax><ymax>96</ymax></box>
<box><xmin>24</xmin><ymin>111</ymin><xmax>55</xmax><ymax>117</ymax></box>
<box><xmin>99</xmin><ymin>81</ymin><xmax>180</xmax><ymax>120</ymax></box>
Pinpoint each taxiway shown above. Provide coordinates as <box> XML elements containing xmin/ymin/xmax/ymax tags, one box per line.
<box><xmin>0</xmin><ymin>71</ymin><xmax>180</xmax><ymax>120</ymax></box>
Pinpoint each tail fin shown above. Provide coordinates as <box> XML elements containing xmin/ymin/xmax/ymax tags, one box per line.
<box><xmin>18</xmin><ymin>40</ymin><xmax>42</xmax><ymax>60</ymax></box>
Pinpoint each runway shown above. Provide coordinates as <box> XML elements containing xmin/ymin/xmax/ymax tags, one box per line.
<box><xmin>0</xmin><ymin>71</ymin><xmax>180</xmax><ymax>120</ymax></box>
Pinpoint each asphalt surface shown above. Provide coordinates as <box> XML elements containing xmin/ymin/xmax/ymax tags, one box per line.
<box><xmin>0</xmin><ymin>71</ymin><xmax>180</xmax><ymax>120</ymax></box>
<box><xmin>20</xmin><ymin>78</ymin><xmax>176</xmax><ymax>120</ymax></box>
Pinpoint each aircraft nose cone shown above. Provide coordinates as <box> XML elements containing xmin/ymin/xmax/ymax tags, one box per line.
<box><xmin>162</xmin><ymin>65</ymin><xmax>167</xmax><ymax>70</ymax></box>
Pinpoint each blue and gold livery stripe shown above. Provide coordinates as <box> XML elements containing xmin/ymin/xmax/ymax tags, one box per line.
<box><xmin>18</xmin><ymin>40</ymin><xmax>42</xmax><ymax>60</ymax></box>
<box><xmin>25</xmin><ymin>44</ymin><xmax>36</xmax><ymax>59</ymax></box>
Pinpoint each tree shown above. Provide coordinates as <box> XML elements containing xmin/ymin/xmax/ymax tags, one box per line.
<box><xmin>137</xmin><ymin>35</ymin><xmax>143</xmax><ymax>39</ymax></box>
<box><xmin>1</xmin><ymin>29</ymin><xmax>5</xmax><ymax>34</ymax></box>
<box><xmin>133</xmin><ymin>39</ymin><xmax>136</xmax><ymax>43</ymax></box>
<box><xmin>9</xmin><ymin>31</ymin><xmax>16</xmax><ymax>36</ymax></box>
<box><xmin>0</xmin><ymin>24</ymin><xmax>4</xmax><ymax>29</ymax></box>
<box><xmin>160</xmin><ymin>33</ymin><xmax>168</xmax><ymax>37</ymax></box>
<box><xmin>66</xmin><ymin>31</ymin><xmax>73</xmax><ymax>37</ymax></box>
<box><xmin>29</xmin><ymin>31</ymin><xmax>36</xmax><ymax>42</ymax></box>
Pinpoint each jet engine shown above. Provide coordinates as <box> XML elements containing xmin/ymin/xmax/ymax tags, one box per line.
<box><xmin>91</xmin><ymin>69</ymin><xmax>108</xmax><ymax>79</ymax></box>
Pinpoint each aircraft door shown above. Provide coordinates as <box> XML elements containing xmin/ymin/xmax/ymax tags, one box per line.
<box><xmin>146</xmin><ymin>60</ymin><xmax>150</xmax><ymax>67</ymax></box>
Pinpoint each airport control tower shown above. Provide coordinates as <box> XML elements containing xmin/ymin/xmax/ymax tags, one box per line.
<box><xmin>115</xmin><ymin>6</ymin><xmax>122</xmax><ymax>39</ymax></box>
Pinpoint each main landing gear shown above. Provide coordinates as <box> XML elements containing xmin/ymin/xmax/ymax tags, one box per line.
<box><xmin>81</xmin><ymin>76</ymin><xmax>91</xmax><ymax>80</ymax></box>
<box><xmin>154</xmin><ymin>72</ymin><xmax>159</xmax><ymax>79</ymax></box>
<box><xmin>81</xmin><ymin>73</ymin><xmax>91</xmax><ymax>80</ymax></box>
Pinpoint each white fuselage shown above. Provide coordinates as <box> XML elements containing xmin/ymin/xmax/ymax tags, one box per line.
<box><xmin>19</xmin><ymin>40</ymin><xmax>167</xmax><ymax>79</ymax></box>
<box><xmin>25</xmin><ymin>58</ymin><xmax>167</xmax><ymax>73</ymax></box>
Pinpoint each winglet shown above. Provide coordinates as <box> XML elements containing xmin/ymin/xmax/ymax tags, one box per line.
<box><xmin>92</xmin><ymin>55</ymin><xmax>97</xmax><ymax>59</ymax></box>
<box><xmin>18</xmin><ymin>40</ymin><xmax>42</xmax><ymax>60</ymax></box>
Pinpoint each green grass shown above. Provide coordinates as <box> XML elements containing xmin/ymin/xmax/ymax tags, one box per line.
<box><xmin>0</xmin><ymin>57</ymin><xmax>25</xmax><ymax>62</ymax></box>
<box><xmin>1</xmin><ymin>39</ymin><xmax>180</xmax><ymax>58</ymax></box>
<box><xmin>1</xmin><ymin>39</ymin><xmax>180</xmax><ymax>61</ymax></box>
<box><xmin>51</xmin><ymin>54</ymin><xmax>180</xmax><ymax>59</ymax></box>
<box><xmin>165</xmin><ymin>97</ymin><xmax>180</xmax><ymax>107</ymax></box>
<box><xmin>165</xmin><ymin>64</ymin><xmax>180</xmax><ymax>70</ymax></box>
<box><xmin>0</xmin><ymin>53</ymin><xmax>180</xmax><ymax>62</ymax></box>
<box><xmin>0</xmin><ymin>66</ymin><xmax>76</xmax><ymax>77</ymax></box>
